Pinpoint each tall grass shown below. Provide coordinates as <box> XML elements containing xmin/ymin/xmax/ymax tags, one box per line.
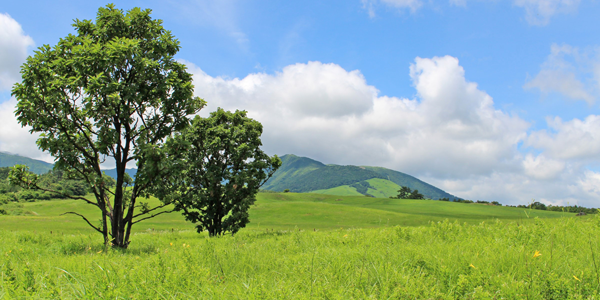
<box><xmin>1</xmin><ymin>215</ymin><xmax>598</xmax><ymax>299</ymax></box>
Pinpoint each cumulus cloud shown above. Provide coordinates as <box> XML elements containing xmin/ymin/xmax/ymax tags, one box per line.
<box><xmin>525</xmin><ymin>44</ymin><xmax>599</xmax><ymax>104</ymax></box>
<box><xmin>190</xmin><ymin>57</ymin><xmax>529</xmax><ymax>179</ymax></box>
<box><xmin>188</xmin><ymin>57</ymin><xmax>534</xmax><ymax>199</ymax></box>
<box><xmin>0</xmin><ymin>13</ymin><xmax>34</xmax><ymax>91</ymax></box>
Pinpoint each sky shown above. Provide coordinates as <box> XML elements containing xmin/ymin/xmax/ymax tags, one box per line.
<box><xmin>1</xmin><ymin>0</ymin><xmax>600</xmax><ymax>206</ymax></box>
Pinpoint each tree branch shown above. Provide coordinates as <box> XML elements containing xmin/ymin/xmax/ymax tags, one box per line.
<box><xmin>60</xmin><ymin>211</ymin><xmax>103</xmax><ymax>234</ymax></box>
<box><xmin>131</xmin><ymin>202</ymin><xmax>172</xmax><ymax>219</ymax></box>
<box><xmin>132</xmin><ymin>209</ymin><xmax>175</xmax><ymax>225</ymax></box>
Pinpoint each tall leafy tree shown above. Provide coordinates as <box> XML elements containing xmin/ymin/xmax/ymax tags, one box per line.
<box><xmin>10</xmin><ymin>5</ymin><xmax>204</xmax><ymax>248</ymax></box>
<box><xmin>156</xmin><ymin>109</ymin><xmax>281</xmax><ymax>236</ymax></box>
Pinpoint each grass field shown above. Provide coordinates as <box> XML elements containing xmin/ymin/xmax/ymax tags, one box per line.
<box><xmin>1</xmin><ymin>193</ymin><xmax>596</xmax><ymax>299</ymax></box>
<box><xmin>1</xmin><ymin>216</ymin><xmax>598</xmax><ymax>298</ymax></box>
<box><xmin>0</xmin><ymin>192</ymin><xmax>570</xmax><ymax>234</ymax></box>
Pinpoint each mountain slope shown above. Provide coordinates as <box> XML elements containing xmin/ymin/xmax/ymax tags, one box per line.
<box><xmin>0</xmin><ymin>152</ymin><xmax>53</xmax><ymax>174</ymax></box>
<box><xmin>263</xmin><ymin>154</ymin><xmax>459</xmax><ymax>200</ymax></box>
<box><xmin>261</xmin><ymin>154</ymin><xmax>325</xmax><ymax>190</ymax></box>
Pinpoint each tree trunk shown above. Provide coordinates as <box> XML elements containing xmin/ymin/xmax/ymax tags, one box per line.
<box><xmin>111</xmin><ymin>158</ymin><xmax>127</xmax><ymax>248</ymax></box>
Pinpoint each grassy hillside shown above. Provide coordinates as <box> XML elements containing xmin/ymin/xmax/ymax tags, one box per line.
<box><xmin>365</xmin><ymin>178</ymin><xmax>403</xmax><ymax>198</ymax></box>
<box><xmin>365</xmin><ymin>166</ymin><xmax>456</xmax><ymax>200</ymax></box>
<box><xmin>0</xmin><ymin>152</ymin><xmax>53</xmax><ymax>174</ymax></box>
<box><xmin>263</xmin><ymin>154</ymin><xmax>458</xmax><ymax>200</ymax></box>
<box><xmin>310</xmin><ymin>185</ymin><xmax>364</xmax><ymax>196</ymax></box>
<box><xmin>0</xmin><ymin>192</ymin><xmax>573</xmax><ymax>234</ymax></box>
<box><xmin>310</xmin><ymin>178</ymin><xmax>402</xmax><ymax>198</ymax></box>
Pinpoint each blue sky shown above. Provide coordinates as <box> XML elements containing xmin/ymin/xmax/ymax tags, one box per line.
<box><xmin>1</xmin><ymin>0</ymin><xmax>600</xmax><ymax>206</ymax></box>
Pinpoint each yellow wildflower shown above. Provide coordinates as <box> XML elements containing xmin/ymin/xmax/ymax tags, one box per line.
<box><xmin>469</xmin><ymin>264</ymin><xmax>477</xmax><ymax>269</ymax></box>
<box><xmin>343</xmin><ymin>234</ymin><xmax>348</xmax><ymax>238</ymax></box>
<box><xmin>97</xmin><ymin>250</ymin><xmax>102</xmax><ymax>254</ymax></box>
<box><xmin>574</xmin><ymin>275</ymin><xmax>580</xmax><ymax>281</ymax></box>
<box><xmin>533</xmin><ymin>250</ymin><xmax>541</xmax><ymax>258</ymax></box>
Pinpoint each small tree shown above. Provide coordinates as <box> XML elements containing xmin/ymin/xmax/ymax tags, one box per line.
<box><xmin>390</xmin><ymin>186</ymin><xmax>424</xmax><ymax>199</ymax></box>
<box><xmin>157</xmin><ymin>109</ymin><xmax>281</xmax><ymax>236</ymax></box>
<box><xmin>10</xmin><ymin>5</ymin><xmax>204</xmax><ymax>248</ymax></box>
<box><xmin>391</xmin><ymin>186</ymin><xmax>412</xmax><ymax>199</ymax></box>
<box><xmin>409</xmin><ymin>189</ymin><xmax>424</xmax><ymax>200</ymax></box>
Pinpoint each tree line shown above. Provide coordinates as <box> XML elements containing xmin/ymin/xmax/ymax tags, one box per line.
<box><xmin>504</xmin><ymin>201</ymin><xmax>598</xmax><ymax>214</ymax></box>
<box><xmin>0</xmin><ymin>167</ymin><xmax>90</xmax><ymax>204</ymax></box>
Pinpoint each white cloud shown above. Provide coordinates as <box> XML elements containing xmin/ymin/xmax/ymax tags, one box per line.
<box><xmin>522</xmin><ymin>154</ymin><xmax>565</xmax><ymax>179</ymax></box>
<box><xmin>190</xmin><ymin>57</ymin><xmax>530</xmax><ymax>179</ymax></box>
<box><xmin>513</xmin><ymin>0</ymin><xmax>580</xmax><ymax>25</ymax></box>
<box><xmin>524</xmin><ymin>70</ymin><xmax>594</xmax><ymax>103</ymax></box>
<box><xmin>0</xmin><ymin>13</ymin><xmax>34</xmax><ymax>91</ymax></box>
<box><xmin>527</xmin><ymin>115</ymin><xmax>600</xmax><ymax>161</ymax></box>
<box><xmin>0</xmin><ymin>14</ymin><xmax>48</xmax><ymax>162</ymax></box>
<box><xmin>423</xmin><ymin>167</ymin><xmax>598</xmax><ymax>207</ymax></box>
<box><xmin>525</xmin><ymin>44</ymin><xmax>598</xmax><ymax>104</ymax></box>
<box><xmin>0</xmin><ymin>99</ymin><xmax>49</xmax><ymax>162</ymax></box>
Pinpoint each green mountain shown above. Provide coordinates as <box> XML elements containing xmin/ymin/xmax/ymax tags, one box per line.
<box><xmin>0</xmin><ymin>152</ymin><xmax>53</xmax><ymax>174</ymax></box>
<box><xmin>263</xmin><ymin>154</ymin><xmax>459</xmax><ymax>200</ymax></box>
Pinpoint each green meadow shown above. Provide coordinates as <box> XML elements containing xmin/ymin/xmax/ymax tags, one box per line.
<box><xmin>1</xmin><ymin>193</ymin><xmax>599</xmax><ymax>299</ymax></box>
<box><xmin>1</xmin><ymin>192</ymin><xmax>568</xmax><ymax>234</ymax></box>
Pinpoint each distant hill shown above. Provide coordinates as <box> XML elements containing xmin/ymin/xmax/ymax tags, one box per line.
<box><xmin>263</xmin><ymin>154</ymin><xmax>460</xmax><ymax>200</ymax></box>
<box><xmin>0</xmin><ymin>152</ymin><xmax>53</xmax><ymax>174</ymax></box>
<box><xmin>0</xmin><ymin>152</ymin><xmax>136</xmax><ymax>179</ymax></box>
<box><xmin>2</xmin><ymin>151</ymin><xmax>457</xmax><ymax>200</ymax></box>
